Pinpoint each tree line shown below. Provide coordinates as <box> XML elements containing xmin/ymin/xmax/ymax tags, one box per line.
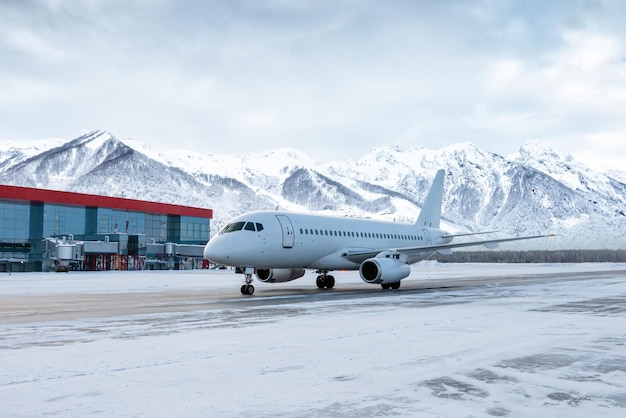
<box><xmin>435</xmin><ymin>250</ymin><xmax>626</xmax><ymax>263</ymax></box>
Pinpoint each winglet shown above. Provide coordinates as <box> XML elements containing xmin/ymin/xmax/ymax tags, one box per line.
<box><xmin>416</xmin><ymin>169</ymin><xmax>445</xmax><ymax>228</ymax></box>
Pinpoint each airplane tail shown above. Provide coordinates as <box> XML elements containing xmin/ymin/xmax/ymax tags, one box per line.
<box><xmin>416</xmin><ymin>169</ymin><xmax>445</xmax><ymax>228</ymax></box>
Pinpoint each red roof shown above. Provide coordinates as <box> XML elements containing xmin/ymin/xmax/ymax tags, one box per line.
<box><xmin>0</xmin><ymin>184</ymin><xmax>212</xmax><ymax>218</ymax></box>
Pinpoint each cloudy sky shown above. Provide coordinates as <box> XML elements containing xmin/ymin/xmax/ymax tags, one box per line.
<box><xmin>1</xmin><ymin>0</ymin><xmax>625</xmax><ymax>171</ymax></box>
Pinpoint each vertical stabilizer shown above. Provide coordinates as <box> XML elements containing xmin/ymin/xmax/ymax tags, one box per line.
<box><xmin>416</xmin><ymin>169</ymin><xmax>445</xmax><ymax>228</ymax></box>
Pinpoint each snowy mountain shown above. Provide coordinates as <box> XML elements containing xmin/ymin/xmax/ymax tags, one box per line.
<box><xmin>1</xmin><ymin>130</ymin><xmax>625</xmax><ymax>250</ymax></box>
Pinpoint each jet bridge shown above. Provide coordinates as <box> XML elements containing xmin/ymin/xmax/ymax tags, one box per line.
<box><xmin>145</xmin><ymin>242</ymin><xmax>206</xmax><ymax>270</ymax></box>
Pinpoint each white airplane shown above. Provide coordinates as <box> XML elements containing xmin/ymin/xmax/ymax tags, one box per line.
<box><xmin>203</xmin><ymin>169</ymin><xmax>551</xmax><ymax>295</ymax></box>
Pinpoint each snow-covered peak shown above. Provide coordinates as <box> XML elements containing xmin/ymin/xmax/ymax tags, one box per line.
<box><xmin>511</xmin><ymin>140</ymin><xmax>567</xmax><ymax>166</ymax></box>
<box><xmin>145</xmin><ymin>146</ymin><xmax>318</xmax><ymax>185</ymax></box>
<box><xmin>607</xmin><ymin>170</ymin><xmax>626</xmax><ymax>184</ymax></box>
<box><xmin>239</xmin><ymin>147</ymin><xmax>317</xmax><ymax>175</ymax></box>
<box><xmin>73</xmin><ymin>130</ymin><xmax>118</xmax><ymax>149</ymax></box>
<box><xmin>116</xmin><ymin>136</ymin><xmax>155</xmax><ymax>156</ymax></box>
<box><xmin>0</xmin><ymin>137</ymin><xmax>67</xmax><ymax>158</ymax></box>
<box><xmin>510</xmin><ymin>140</ymin><xmax>610</xmax><ymax>194</ymax></box>
<box><xmin>439</xmin><ymin>141</ymin><xmax>501</xmax><ymax>163</ymax></box>
<box><xmin>440</xmin><ymin>141</ymin><xmax>481</xmax><ymax>152</ymax></box>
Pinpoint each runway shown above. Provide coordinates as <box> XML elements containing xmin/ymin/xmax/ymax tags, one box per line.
<box><xmin>2</xmin><ymin>263</ymin><xmax>626</xmax><ymax>417</ymax></box>
<box><xmin>2</xmin><ymin>266</ymin><xmax>625</xmax><ymax>325</ymax></box>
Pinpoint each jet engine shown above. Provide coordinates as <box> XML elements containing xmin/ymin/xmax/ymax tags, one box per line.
<box><xmin>359</xmin><ymin>257</ymin><xmax>411</xmax><ymax>284</ymax></box>
<box><xmin>256</xmin><ymin>268</ymin><xmax>306</xmax><ymax>283</ymax></box>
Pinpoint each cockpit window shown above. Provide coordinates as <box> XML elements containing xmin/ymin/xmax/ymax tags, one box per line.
<box><xmin>220</xmin><ymin>221</ymin><xmax>264</xmax><ymax>234</ymax></box>
<box><xmin>224</xmin><ymin>221</ymin><xmax>245</xmax><ymax>233</ymax></box>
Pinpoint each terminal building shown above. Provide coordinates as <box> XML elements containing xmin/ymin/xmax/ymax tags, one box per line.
<box><xmin>0</xmin><ymin>185</ymin><xmax>213</xmax><ymax>272</ymax></box>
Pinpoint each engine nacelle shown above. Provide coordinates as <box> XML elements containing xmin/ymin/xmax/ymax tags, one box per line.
<box><xmin>256</xmin><ymin>268</ymin><xmax>306</xmax><ymax>283</ymax></box>
<box><xmin>359</xmin><ymin>257</ymin><xmax>411</xmax><ymax>284</ymax></box>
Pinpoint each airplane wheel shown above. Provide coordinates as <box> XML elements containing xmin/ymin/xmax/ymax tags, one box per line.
<box><xmin>241</xmin><ymin>284</ymin><xmax>255</xmax><ymax>295</ymax></box>
<box><xmin>316</xmin><ymin>276</ymin><xmax>325</xmax><ymax>289</ymax></box>
<box><xmin>381</xmin><ymin>283</ymin><xmax>390</xmax><ymax>290</ymax></box>
<box><xmin>390</xmin><ymin>282</ymin><xmax>401</xmax><ymax>290</ymax></box>
<box><xmin>325</xmin><ymin>275</ymin><xmax>335</xmax><ymax>289</ymax></box>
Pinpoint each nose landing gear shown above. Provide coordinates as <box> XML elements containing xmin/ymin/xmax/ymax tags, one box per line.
<box><xmin>241</xmin><ymin>267</ymin><xmax>255</xmax><ymax>295</ymax></box>
<box><xmin>240</xmin><ymin>284</ymin><xmax>255</xmax><ymax>295</ymax></box>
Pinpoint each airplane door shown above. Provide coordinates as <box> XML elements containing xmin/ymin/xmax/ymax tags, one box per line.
<box><xmin>422</xmin><ymin>229</ymin><xmax>432</xmax><ymax>245</ymax></box>
<box><xmin>276</xmin><ymin>215</ymin><xmax>295</xmax><ymax>248</ymax></box>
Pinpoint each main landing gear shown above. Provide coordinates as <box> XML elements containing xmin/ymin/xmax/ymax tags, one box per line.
<box><xmin>241</xmin><ymin>268</ymin><xmax>255</xmax><ymax>295</ymax></box>
<box><xmin>381</xmin><ymin>282</ymin><xmax>401</xmax><ymax>290</ymax></box>
<box><xmin>315</xmin><ymin>270</ymin><xmax>335</xmax><ymax>289</ymax></box>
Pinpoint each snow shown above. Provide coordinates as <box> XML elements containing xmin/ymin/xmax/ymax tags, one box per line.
<box><xmin>0</xmin><ymin>137</ymin><xmax>66</xmax><ymax>155</ymax></box>
<box><xmin>2</xmin><ymin>262</ymin><xmax>626</xmax><ymax>417</ymax></box>
<box><xmin>608</xmin><ymin>170</ymin><xmax>626</xmax><ymax>183</ymax></box>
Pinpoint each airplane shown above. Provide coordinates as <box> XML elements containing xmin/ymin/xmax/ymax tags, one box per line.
<box><xmin>203</xmin><ymin>169</ymin><xmax>552</xmax><ymax>295</ymax></box>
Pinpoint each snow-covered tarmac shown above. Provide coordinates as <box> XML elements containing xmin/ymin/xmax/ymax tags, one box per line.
<box><xmin>1</xmin><ymin>262</ymin><xmax>626</xmax><ymax>417</ymax></box>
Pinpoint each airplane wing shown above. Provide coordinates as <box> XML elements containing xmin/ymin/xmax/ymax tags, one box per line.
<box><xmin>341</xmin><ymin>234</ymin><xmax>553</xmax><ymax>263</ymax></box>
<box><xmin>441</xmin><ymin>231</ymin><xmax>498</xmax><ymax>239</ymax></box>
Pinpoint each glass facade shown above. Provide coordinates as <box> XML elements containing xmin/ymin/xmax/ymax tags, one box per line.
<box><xmin>96</xmin><ymin>208</ymin><xmax>146</xmax><ymax>236</ymax></box>
<box><xmin>34</xmin><ymin>205</ymin><xmax>207</xmax><ymax>244</ymax></box>
<box><xmin>180</xmin><ymin>216</ymin><xmax>210</xmax><ymax>243</ymax></box>
<box><xmin>0</xmin><ymin>187</ymin><xmax>212</xmax><ymax>271</ymax></box>
<box><xmin>145</xmin><ymin>213</ymin><xmax>168</xmax><ymax>243</ymax></box>
<box><xmin>0</xmin><ymin>201</ymin><xmax>30</xmax><ymax>257</ymax></box>
<box><xmin>43</xmin><ymin>204</ymin><xmax>86</xmax><ymax>238</ymax></box>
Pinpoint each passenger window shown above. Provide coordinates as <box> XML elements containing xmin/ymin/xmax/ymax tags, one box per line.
<box><xmin>244</xmin><ymin>222</ymin><xmax>256</xmax><ymax>231</ymax></box>
<box><xmin>256</xmin><ymin>223</ymin><xmax>264</xmax><ymax>232</ymax></box>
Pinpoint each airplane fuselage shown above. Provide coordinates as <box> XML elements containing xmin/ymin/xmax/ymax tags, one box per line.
<box><xmin>203</xmin><ymin>211</ymin><xmax>450</xmax><ymax>270</ymax></box>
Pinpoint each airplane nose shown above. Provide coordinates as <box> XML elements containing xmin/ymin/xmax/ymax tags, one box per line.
<box><xmin>203</xmin><ymin>238</ymin><xmax>230</xmax><ymax>264</ymax></box>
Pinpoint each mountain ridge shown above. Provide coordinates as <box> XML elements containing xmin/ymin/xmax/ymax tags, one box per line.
<box><xmin>1</xmin><ymin>130</ymin><xmax>624</xmax><ymax>250</ymax></box>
